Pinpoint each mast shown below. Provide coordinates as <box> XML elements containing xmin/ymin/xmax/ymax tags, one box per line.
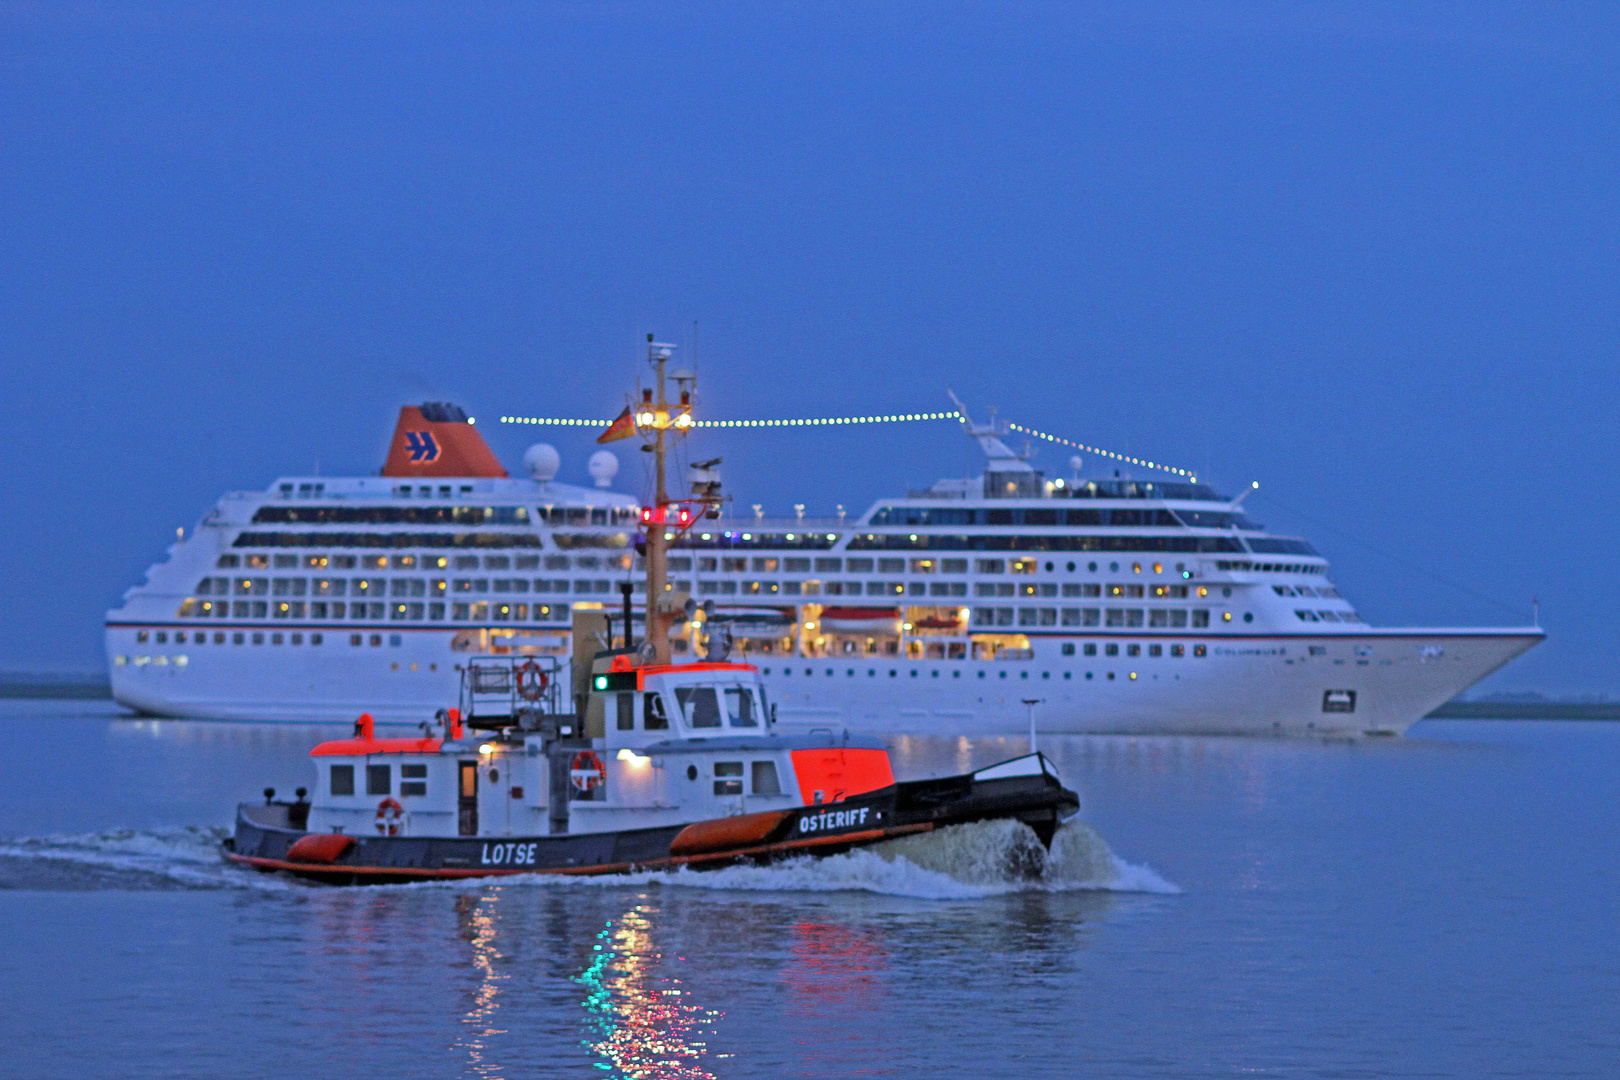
<box><xmin>633</xmin><ymin>335</ymin><xmax>705</xmax><ymax>665</ymax></box>
<box><xmin>646</xmin><ymin>338</ymin><xmax>672</xmax><ymax>662</ymax></box>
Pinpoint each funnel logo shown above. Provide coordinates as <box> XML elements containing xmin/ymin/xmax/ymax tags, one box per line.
<box><xmin>404</xmin><ymin>431</ymin><xmax>440</xmax><ymax>463</ymax></box>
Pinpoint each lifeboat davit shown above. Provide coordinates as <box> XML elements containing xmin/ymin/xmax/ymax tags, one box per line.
<box><xmin>817</xmin><ymin>606</ymin><xmax>902</xmax><ymax>635</ymax></box>
<box><xmin>706</xmin><ymin>607</ymin><xmax>796</xmax><ymax>640</ymax></box>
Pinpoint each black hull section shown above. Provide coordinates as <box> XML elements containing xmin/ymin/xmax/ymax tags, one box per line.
<box><xmin>225</xmin><ymin>766</ymin><xmax>1079</xmax><ymax>885</ymax></box>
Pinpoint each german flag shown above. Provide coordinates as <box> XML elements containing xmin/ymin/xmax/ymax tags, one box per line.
<box><xmin>597</xmin><ymin>406</ymin><xmax>637</xmax><ymax>443</ymax></box>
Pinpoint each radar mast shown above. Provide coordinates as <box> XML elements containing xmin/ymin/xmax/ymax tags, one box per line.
<box><xmin>631</xmin><ymin>336</ymin><xmax>719</xmax><ymax>664</ymax></box>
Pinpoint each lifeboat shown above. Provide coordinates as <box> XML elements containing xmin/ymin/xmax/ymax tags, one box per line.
<box><xmin>911</xmin><ymin>613</ymin><xmax>964</xmax><ymax>632</ymax></box>
<box><xmin>222</xmin><ymin>652</ymin><xmax>1079</xmax><ymax>884</ymax></box>
<box><xmin>817</xmin><ymin>606</ymin><xmax>902</xmax><ymax>635</ymax></box>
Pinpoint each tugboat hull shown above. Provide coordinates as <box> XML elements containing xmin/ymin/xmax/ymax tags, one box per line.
<box><xmin>224</xmin><ymin>764</ymin><xmax>1078</xmax><ymax>885</ymax></box>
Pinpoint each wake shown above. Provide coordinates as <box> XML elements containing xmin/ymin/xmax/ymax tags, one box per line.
<box><xmin>0</xmin><ymin>826</ymin><xmax>294</xmax><ymax>891</ymax></box>
<box><xmin>0</xmin><ymin>819</ymin><xmax>1178</xmax><ymax>900</ymax></box>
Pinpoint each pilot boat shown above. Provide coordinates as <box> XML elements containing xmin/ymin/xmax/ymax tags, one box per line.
<box><xmin>224</xmin><ymin>339</ymin><xmax>1078</xmax><ymax>884</ymax></box>
<box><xmin>223</xmin><ymin>654</ymin><xmax>1077</xmax><ymax>884</ymax></box>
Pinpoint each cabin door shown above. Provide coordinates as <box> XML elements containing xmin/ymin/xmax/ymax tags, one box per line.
<box><xmin>458</xmin><ymin>761</ymin><xmax>479</xmax><ymax>836</ymax></box>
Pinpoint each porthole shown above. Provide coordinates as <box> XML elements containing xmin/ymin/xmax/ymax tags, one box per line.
<box><xmin>686</xmin><ymin>764</ymin><xmax>698</xmax><ymax>781</ymax></box>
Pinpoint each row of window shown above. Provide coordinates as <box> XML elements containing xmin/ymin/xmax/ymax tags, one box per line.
<box><xmin>325</xmin><ymin>756</ymin><xmax>782</xmax><ymax>801</ymax></box>
<box><xmin>1214</xmin><ymin>560</ymin><xmax>1327</xmax><ymax>575</ymax></box>
<box><xmin>971</xmin><ymin>607</ymin><xmax>1213</xmax><ymax>628</ymax></box>
<box><xmin>219</xmin><ymin>553</ymin><xmax>541</xmax><ymax>571</ymax></box>
<box><xmin>1296</xmin><ymin>610</ymin><xmax>1364</xmax><ymax>623</ymax></box>
<box><xmin>669</xmin><ymin>555</ymin><xmax>1201</xmax><ymax>576</ymax></box>
<box><xmin>232</xmin><ymin>531</ymin><xmax>543</xmax><ymax>550</ymax></box>
<box><xmin>130</xmin><ymin>630</ymin><xmax>421</xmax><ymax>648</ymax></box>
<box><xmin>199</xmin><ymin>575</ymin><xmax>638</xmax><ymax>599</ymax></box>
<box><xmin>845</xmin><ymin>534</ymin><xmax>1250</xmax><ymax>554</ymax></box>
<box><xmin>330</xmin><ymin>762</ymin><xmax>430</xmax><ymax>798</ymax></box>
<box><xmin>216</xmin><ymin>548</ymin><xmax>1329</xmax><ymax>587</ymax></box>
<box><xmin>176</xmin><ymin>599</ymin><xmax>572</xmax><ymax>623</ymax></box>
<box><xmin>760</xmin><ymin>647</ymin><xmax>1208</xmax><ymax>679</ymax></box>
<box><xmin>253</xmin><ymin>505</ymin><xmax>532</xmax><ymax>526</ymax></box>
<box><xmin>868</xmin><ymin>506</ymin><xmax>1259</xmax><ymax>529</ymax></box>
<box><xmin>1273</xmin><ymin>584</ymin><xmax>1341</xmax><ymax>598</ymax></box>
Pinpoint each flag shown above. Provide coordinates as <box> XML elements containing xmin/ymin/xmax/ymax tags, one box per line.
<box><xmin>597</xmin><ymin>407</ymin><xmax>637</xmax><ymax>444</ymax></box>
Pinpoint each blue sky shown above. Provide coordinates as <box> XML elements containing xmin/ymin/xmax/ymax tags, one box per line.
<box><xmin>2</xmin><ymin>3</ymin><xmax>1616</xmax><ymax>691</ymax></box>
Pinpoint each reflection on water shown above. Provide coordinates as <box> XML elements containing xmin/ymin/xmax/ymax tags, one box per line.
<box><xmin>454</xmin><ymin>893</ymin><xmax>509</xmax><ymax>1077</ymax></box>
<box><xmin>579</xmin><ymin>902</ymin><xmax>726</xmax><ymax>1079</ymax></box>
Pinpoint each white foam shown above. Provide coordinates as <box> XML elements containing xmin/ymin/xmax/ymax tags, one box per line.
<box><xmin>0</xmin><ymin>826</ymin><xmax>296</xmax><ymax>891</ymax></box>
<box><xmin>402</xmin><ymin>819</ymin><xmax>1180</xmax><ymax>900</ymax></box>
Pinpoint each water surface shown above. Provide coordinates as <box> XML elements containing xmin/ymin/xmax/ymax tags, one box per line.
<box><xmin>1</xmin><ymin>700</ymin><xmax>1614</xmax><ymax>1078</ymax></box>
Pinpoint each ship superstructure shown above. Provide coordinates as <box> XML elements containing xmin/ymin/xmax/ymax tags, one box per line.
<box><xmin>107</xmin><ymin>399</ymin><xmax>1542</xmax><ymax>735</ymax></box>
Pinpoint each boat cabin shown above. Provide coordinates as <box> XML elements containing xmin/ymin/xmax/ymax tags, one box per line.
<box><xmin>303</xmin><ymin>659</ymin><xmax>894</xmax><ymax>840</ymax></box>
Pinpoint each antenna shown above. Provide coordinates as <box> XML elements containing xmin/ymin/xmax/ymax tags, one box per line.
<box><xmin>1229</xmin><ymin>481</ymin><xmax>1260</xmax><ymax>510</ymax></box>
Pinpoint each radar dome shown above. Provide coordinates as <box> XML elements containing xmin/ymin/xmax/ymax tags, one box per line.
<box><xmin>524</xmin><ymin>443</ymin><xmax>561</xmax><ymax>483</ymax></box>
<box><xmin>588</xmin><ymin>450</ymin><xmax>620</xmax><ymax>489</ymax></box>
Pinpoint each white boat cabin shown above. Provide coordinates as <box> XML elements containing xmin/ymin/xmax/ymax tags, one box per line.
<box><xmin>304</xmin><ymin>660</ymin><xmax>894</xmax><ymax>839</ymax></box>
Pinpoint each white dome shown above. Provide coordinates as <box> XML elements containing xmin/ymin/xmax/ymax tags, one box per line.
<box><xmin>524</xmin><ymin>443</ymin><xmax>561</xmax><ymax>483</ymax></box>
<box><xmin>588</xmin><ymin>450</ymin><xmax>620</xmax><ymax>489</ymax></box>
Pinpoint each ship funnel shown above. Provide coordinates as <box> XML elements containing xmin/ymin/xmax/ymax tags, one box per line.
<box><xmin>381</xmin><ymin>403</ymin><xmax>508</xmax><ymax>479</ymax></box>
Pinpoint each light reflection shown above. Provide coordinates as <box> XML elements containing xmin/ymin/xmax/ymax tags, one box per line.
<box><xmin>454</xmin><ymin>892</ymin><xmax>509</xmax><ymax>1077</ymax></box>
<box><xmin>578</xmin><ymin>904</ymin><xmax>724</xmax><ymax>1079</ymax></box>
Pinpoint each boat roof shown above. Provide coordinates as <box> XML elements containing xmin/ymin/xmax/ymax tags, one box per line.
<box><xmin>310</xmin><ymin>734</ymin><xmax>443</xmax><ymax>757</ymax></box>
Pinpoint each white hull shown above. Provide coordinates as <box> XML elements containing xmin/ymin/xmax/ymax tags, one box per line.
<box><xmin>106</xmin><ymin>623</ymin><xmax>1541</xmax><ymax>736</ymax></box>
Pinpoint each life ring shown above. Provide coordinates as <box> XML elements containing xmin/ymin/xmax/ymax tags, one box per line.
<box><xmin>375</xmin><ymin>797</ymin><xmax>406</xmax><ymax>836</ymax></box>
<box><xmin>516</xmin><ymin>660</ymin><xmax>548</xmax><ymax>702</ymax></box>
<box><xmin>570</xmin><ymin>750</ymin><xmax>606</xmax><ymax>793</ymax></box>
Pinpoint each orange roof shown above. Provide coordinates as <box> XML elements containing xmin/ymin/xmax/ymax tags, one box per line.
<box><xmin>310</xmin><ymin>736</ymin><xmax>443</xmax><ymax>757</ymax></box>
<box><xmin>645</xmin><ymin>662</ymin><xmax>758</xmax><ymax>675</ymax></box>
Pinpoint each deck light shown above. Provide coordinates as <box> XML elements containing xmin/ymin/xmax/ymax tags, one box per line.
<box><xmin>479</xmin><ymin>743</ymin><xmax>496</xmax><ymax>755</ymax></box>
<box><xmin>616</xmin><ymin>748</ymin><xmax>650</xmax><ymax>766</ymax></box>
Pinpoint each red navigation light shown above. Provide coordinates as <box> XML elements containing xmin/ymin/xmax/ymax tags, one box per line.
<box><xmin>676</xmin><ymin>506</ymin><xmax>693</xmax><ymax>526</ymax></box>
<box><xmin>640</xmin><ymin>506</ymin><xmax>668</xmax><ymax>525</ymax></box>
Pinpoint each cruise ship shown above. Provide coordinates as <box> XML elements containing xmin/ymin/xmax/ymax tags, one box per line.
<box><xmin>106</xmin><ymin>401</ymin><xmax>1543</xmax><ymax>735</ymax></box>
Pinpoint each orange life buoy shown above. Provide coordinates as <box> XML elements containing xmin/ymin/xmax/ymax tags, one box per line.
<box><xmin>570</xmin><ymin>750</ymin><xmax>606</xmax><ymax>792</ymax></box>
<box><xmin>375</xmin><ymin>797</ymin><xmax>406</xmax><ymax>836</ymax></box>
<box><xmin>516</xmin><ymin>659</ymin><xmax>548</xmax><ymax>702</ymax></box>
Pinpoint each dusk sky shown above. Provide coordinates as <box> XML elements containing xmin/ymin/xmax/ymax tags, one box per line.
<box><xmin>3</xmin><ymin>3</ymin><xmax>1616</xmax><ymax>692</ymax></box>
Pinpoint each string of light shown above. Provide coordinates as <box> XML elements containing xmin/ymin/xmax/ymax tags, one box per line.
<box><xmin>1006</xmin><ymin>422</ymin><xmax>1197</xmax><ymax>480</ymax></box>
<box><xmin>499</xmin><ymin>410</ymin><xmax>961</xmax><ymax>428</ymax></box>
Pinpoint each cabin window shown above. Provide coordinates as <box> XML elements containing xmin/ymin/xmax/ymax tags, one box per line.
<box><xmin>676</xmin><ymin>687</ymin><xmax>723</xmax><ymax>728</ymax></box>
<box><xmin>723</xmin><ymin>687</ymin><xmax>758</xmax><ymax>728</ymax></box>
<box><xmin>399</xmin><ymin>763</ymin><xmax>427</xmax><ymax>797</ymax></box>
<box><xmin>617</xmin><ymin>693</ymin><xmax>635</xmax><ymax>731</ymax></box>
<box><xmin>751</xmin><ymin>761</ymin><xmax>782</xmax><ymax>796</ymax></box>
<box><xmin>713</xmin><ymin>761</ymin><xmax>743</xmax><ymax>796</ymax></box>
<box><xmin>366</xmin><ymin>764</ymin><xmax>391</xmax><ymax>796</ymax></box>
<box><xmin>644</xmin><ymin>693</ymin><xmax>670</xmax><ymax>730</ymax></box>
<box><xmin>330</xmin><ymin>764</ymin><xmax>354</xmax><ymax>796</ymax></box>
